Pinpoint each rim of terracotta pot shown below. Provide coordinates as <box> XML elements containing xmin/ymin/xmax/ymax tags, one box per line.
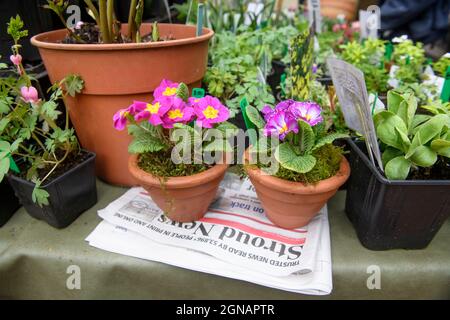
<box><xmin>243</xmin><ymin>148</ymin><xmax>350</xmax><ymax>194</ymax></box>
<box><xmin>30</xmin><ymin>23</ymin><xmax>214</xmax><ymax>51</ymax></box>
<box><xmin>128</xmin><ymin>153</ymin><xmax>228</xmax><ymax>189</ymax></box>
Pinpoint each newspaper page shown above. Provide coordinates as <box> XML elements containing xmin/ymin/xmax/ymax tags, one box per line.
<box><xmin>86</xmin><ymin>211</ymin><xmax>332</xmax><ymax>295</ymax></box>
<box><xmin>97</xmin><ymin>174</ymin><xmax>324</xmax><ymax>277</ymax></box>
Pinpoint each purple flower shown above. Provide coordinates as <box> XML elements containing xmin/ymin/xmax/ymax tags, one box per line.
<box><xmin>263</xmin><ymin>111</ymin><xmax>298</xmax><ymax>140</ymax></box>
<box><xmin>261</xmin><ymin>100</ymin><xmax>295</xmax><ymax>121</ymax></box>
<box><xmin>134</xmin><ymin>100</ymin><xmax>170</xmax><ymax>126</ymax></box>
<box><xmin>113</xmin><ymin>107</ymin><xmax>131</xmax><ymax>131</ymax></box>
<box><xmin>153</xmin><ymin>79</ymin><xmax>179</xmax><ymax>106</ymax></box>
<box><xmin>193</xmin><ymin>95</ymin><xmax>230</xmax><ymax>128</ymax></box>
<box><xmin>289</xmin><ymin>101</ymin><xmax>323</xmax><ymax>126</ymax></box>
<box><xmin>161</xmin><ymin>98</ymin><xmax>195</xmax><ymax>128</ymax></box>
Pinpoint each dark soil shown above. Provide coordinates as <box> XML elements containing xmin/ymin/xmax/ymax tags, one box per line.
<box><xmin>17</xmin><ymin>150</ymin><xmax>92</xmax><ymax>184</ymax></box>
<box><xmin>138</xmin><ymin>149</ymin><xmax>211</xmax><ymax>178</ymax></box>
<box><xmin>408</xmin><ymin>157</ymin><xmax>450</xmax><ymax>180</ymax></box>
<box><xmin>62</xmin><ymin>23</ymin><xmax>175</xmax><ymax>44</ymax></box>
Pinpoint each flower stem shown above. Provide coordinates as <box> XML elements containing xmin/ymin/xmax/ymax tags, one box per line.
<box><xmin>127</xmin><ymin>0</ymin><xmax>138</xmax><ymax>41</ymax></box>
<box><xmin>99</xmin><ymin>0</ymin><xmax>111</xmax><ymax>43</ymax></box>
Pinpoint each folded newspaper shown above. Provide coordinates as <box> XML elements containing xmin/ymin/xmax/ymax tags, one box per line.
<box><xmin>86</xmin><ymin>173</ymin><xmax>333</xmax><ymax>295</ymax></box>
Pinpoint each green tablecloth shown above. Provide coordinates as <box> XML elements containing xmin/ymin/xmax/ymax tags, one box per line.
<box><xmin>0</xmin><ymin>180</ymin><xmax>449</xmax><ymax>299</ymax></box>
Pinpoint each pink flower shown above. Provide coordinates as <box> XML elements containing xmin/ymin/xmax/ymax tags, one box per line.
<box><xmin>263</xmin><ymin>111</ymin><xmax>298</xmax><ymax>140</ymax></box>
<box><xmin>10</xmin><ymin>54</ymin><xmax>22</xmax><ymax>66</ymax></box>
<box><xmin>161</xmin><ymin>99</ymin><xmax>194</xmax><ymax>128</ymax></box>
<box><xmin>351</xmin><ymin>21</ymin><xmax>360</xmax><ymax>31</ymax></box>
<box><xmin>75</xmin><ymin>21</ymin><xmax>84</xmax><ymax>29</ymax></box>
<box><xmin>289</xmin><ymin>102</ymin><xmax>323</xmax><ymax>126</ymax></box>
<box><xmin>133</xmin><ymin>100</ymin><xmax>170</xmax><ymax>126</ymax></box>
<box><xmin>153</xmin><ymin>79</ymin><xmax>179</xmax><ymax>106</ymax></box>
<box><xmin>193</xmin><ymin>95</ymin><xmax>230</xmax><ymax>128</ymax></box>
<box><xmin>332</xmin><ymin>24</ymin><xmax>341</xmax><ymax>32</ymax></box>
<box><xmin>20</xmin><ymin>86</ymin><xmax>40</xmax><ymax>104</ymax></box>
<box><xmin>113</xmin><ymin>108</ymin><xmax>130</xmax><ymax>131</ymax></box>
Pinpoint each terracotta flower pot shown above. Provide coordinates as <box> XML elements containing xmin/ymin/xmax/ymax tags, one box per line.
<box><xmin>128</xmin><ymin>154</ymin><xmax>228</xmax><ymax>222</ymax></box>
<box><xmin>244</xmin><ymin>149</ymin><xmax>350</xmax><ymax>229</ymax></box>
<box><xmin>311</xmin><ymin>0</ymin><xmax>358</xmax><ymax>21</ymax></box>
<box><xmin>31</xmin><ymin>24</ymin><xmax>214</xmax><ymax>186</ymax></box>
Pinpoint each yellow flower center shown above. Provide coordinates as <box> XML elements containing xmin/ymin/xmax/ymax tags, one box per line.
<box><xmin>120</xmin><ymin>110</ymin><xmax>129</xmax><ymax>118</ymax></box>
<box><xmin>306</xmin><ymin>114</ymin><xmax>312</xmax><ymax>121</ymax></box>
<box><xmin>163</xmin><ymin>87</ymin><xmax>177</xmax><ymax>96</ymax></box>
<box><xmin>146</xmin><ymin>102</ymin><xmax>160</xmax><ymax>114</ymax></box>
<box><xmin>203</xmin><ymin>106</ymin><xmax>219</xmax><ymax>119</ymax></box>
<box><xmin>168</xmin><ymin>109</ymin><xmax>183</xmax><ymax>119</ymax></box>
<box><xmin>279</xmin><ymin>124</ymin><xmax>288</xmax><ymax>134</ymax></box>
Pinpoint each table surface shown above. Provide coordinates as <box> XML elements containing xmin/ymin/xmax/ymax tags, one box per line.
<box><xmin>0</xmin><ymin>180</ymin><xmax>449</xmax><ymax>300</ymax></box>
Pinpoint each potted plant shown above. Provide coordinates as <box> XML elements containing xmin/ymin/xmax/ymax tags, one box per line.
<box><xmin>242</xmin><ymin>99</ymin><xmax>350</xmax><ymax>229</ymax></box>
<box><xmin>339</xmin><ymin>38</ymin><xmax>390</xmax><ymax>100</ymax></box>
<box><xmin>30</xmin><ymin>0</ymin><xmax>214</xmax><ymax>186</ymax></box>
<box><xmin>0</xmin><ymin>16</ymin><xmax>97</xmax><ymax>229</ymax></box>
<box><xmin>345</xmin><ymin>90</ymin><xmax>450</xmax><ymax>250</ymax></box>
<box><xmin>113</xmin><ymin>78</ymin><xmax>238</xmax><ymax>222</ymax></box>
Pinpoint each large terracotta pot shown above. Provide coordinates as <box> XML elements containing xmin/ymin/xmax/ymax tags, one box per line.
<box><xmin>244</xmin><ymin>150</ymin><xmax>350</xmax><ymax>229</ymax></box>
<box><xmin>310</xmin><ymin>0</ymin><xmax>359</xmax><ymax>21</ymax></box>
<box><xmin>128</xmin><ymin>154</ymin><xmax>228</xmax><ymax>222</ymax></box>
<box><xmin>31</xmin><ymin>24</ymin><xmax>214</xmax><ymax>186</ymax></box>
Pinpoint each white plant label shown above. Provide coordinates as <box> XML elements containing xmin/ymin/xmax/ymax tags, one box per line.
<box><xmin>327</xmin><ymin>57</ymin><xmax>384</xmax><ymax>171</ymax></box>
<box><xmin>307</xmin><ymin>0</ymin><xmax>322</xmax><ymax>34</ymax></box>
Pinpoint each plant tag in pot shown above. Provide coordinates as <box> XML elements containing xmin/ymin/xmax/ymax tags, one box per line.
<box><xmin>307</xmin><ymin>0</ymin><xmax>321</xmax><ymax>34</ymax></box>
<box><xmin>327</xmin><ymin>57</ymin><xmax>384</xmax><ymax>171</ymax></box>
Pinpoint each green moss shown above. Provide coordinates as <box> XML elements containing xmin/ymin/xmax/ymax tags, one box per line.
<box><xmin>138</xmin><ymin>150</ymin><xmax>211</xmax><ymax>178</ymax></box>
<box><xmin>258</xmin><ymin>144</ymin><xmax>343</xmax><ymax>184</ymax></box>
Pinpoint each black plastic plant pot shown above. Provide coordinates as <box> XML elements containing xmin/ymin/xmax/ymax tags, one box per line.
<box><xmin>345</xmin><ymin>139</ymin><xmax>450</xmax><ymax>250</ymax></box>
<box><xmin>0</xmin><ymin>180</ymin><xmax>21</xmax><ymax>227</ymax></box>
<box><xmin>266</xmin><ymin>60</ymin><xmax>286</xmax><ymax>96</ymax></box>
<box><xmin>7</xmin><ymin>151</ymin><xmax>97</xmax><ymax>229</ymax></box>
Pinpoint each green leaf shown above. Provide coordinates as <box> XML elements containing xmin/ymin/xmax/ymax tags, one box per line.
<box><xmin>0</xmin><ymin>140</ymin><xmax>11</xmax><ymax>153</ymax></box>
<box><xmin>275</xmin><ymin>143</ymin><xmax>316</xmax><ymax>173</ymax></box>
<box><xmin>375</xmin><ymin>111</ymin><xmax>408</xmax><ymax>150</ymax></box>
<box><xmin>396</xmin><ymin>96</ymin><xmax>416</xmax><ymax>131</ymax></box>
<box><xmin>203</xmin><ymin>138</ymin><xmax>233</xmax><ymax>152</ymax></box>
<box><xmin>394</xmin><ymin>127</ymin><xmax>411</xmax><ymax>153</ymax></box>
<box><xmin>297</xmin><ymin>120</ymin><xmax>315</xmax><ymax>154</ymax></box>
<box><xmin>385</xmin><ymin>156</ymin><xmax>411</xmax><ymax>180</ymax></box>
<box><xmin>408</xmin><ymin>145</ymin><xmax>438</xmax><ymax>167</ymax></box>
<box><xmin>32</xmin><ymin>186</ymin><xmax>49</xmax><ymax>207</ymax></box>
<box><xmin>245</xmin><ymin>105</ymin><xmax>265</xmax><ymax>129</ymax></box>
<box><xmin>7</xmin><ymin>15</ymin><xmax>28</xmax><ymax>42</ymax></box>
<box><xmin>215</xmin><ymin>121</ymin><xmax>239</xmax><ymax>138</ymax></box>
<box><xmin>0</xmin><ymin>97</ymin><xmax>12</xmax><ymax>114</ymax></box>
<box><xmin>128</xmin><ymin>135</ymin><xmax>166</xmax><ymax>154</ymax></box>
<box><xmin>386</xmin><ymin>90</ymin><xmax>404</xmax><ymax>114</ymax></box>
<box><xmin>382</xmin><ymin>147</ymin><xmax>404</xmax><ymax>166</ymax></box>
<box><xmin>430</xmin><ymin>139</ymin><xmax>450</xmax><ymax>158</ymax></box>
<box><xmin>407</xmin><ymin>114</ymin><xmax>449</xmax><ymax>157</ymax></box>
<box><xmin>312</xmin><ymin>133</ymin><xmax>349</xmax><ymax>151</ymax></box>
<box><xmin>41</xmin><ymin>101</ymin><xmax>61</xmax><ymax>120</ymax></box>
<box><xmin>0</xmin><ymin>118</ymin><xmax>11</xmax><ymax>134</ymax></box>
<box><xmin>0</xmin><ymin>156</ymin><xmax>10</xmax><ymax>182</ymax></box>
<box><xmin>411</xmin><ymin>114</ymin><xmax>431</xmax><ymax>131</ymax></box>
<box><xmin>63</xmin><ymin>74</ymin><xmax>84</xmax><ymax>97</ymax></box>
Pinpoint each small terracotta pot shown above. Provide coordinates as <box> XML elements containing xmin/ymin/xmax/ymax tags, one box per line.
<box><xmin>244</xmin><ymin>149</ymin><xmax>350</xmax><ymax>229</ymax></box>
<box><xmin>128</xmin><ymin>154</ymin><xmax>228</xmax><ymax>222</ymax></box>
<box><xmin>31</xmin><ymin>24</ymin><xmax>214</xmax><ymax>186</ymax></box>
